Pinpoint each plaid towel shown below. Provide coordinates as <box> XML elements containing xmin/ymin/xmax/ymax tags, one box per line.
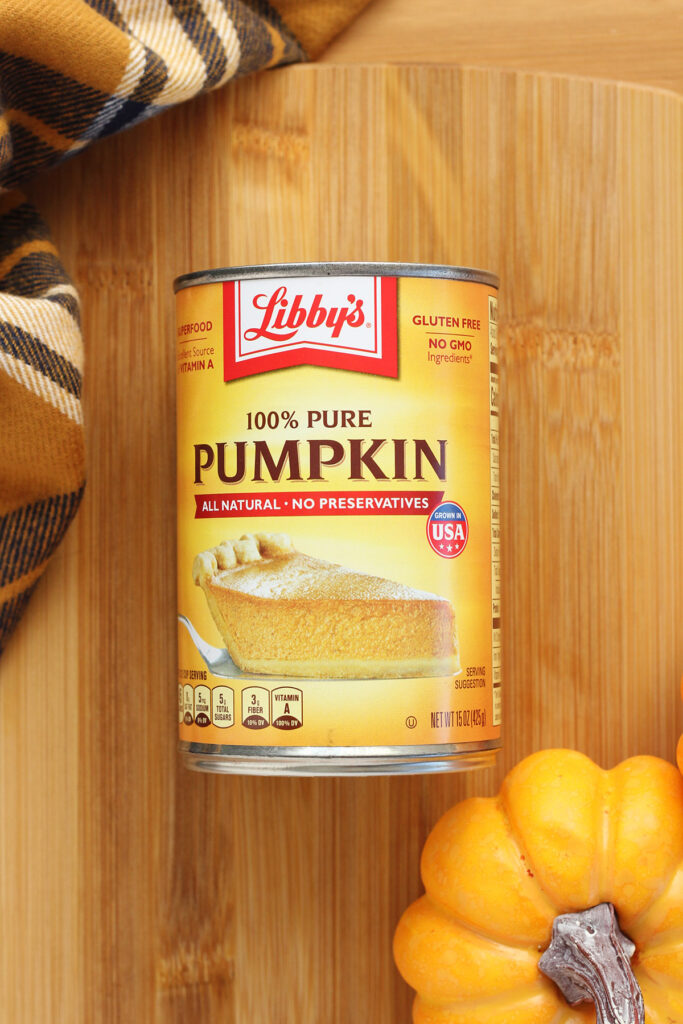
<box><xmin>0</xmin><ymin>0</ymin><xmax>370</xmax><ymax>652</ymax></box>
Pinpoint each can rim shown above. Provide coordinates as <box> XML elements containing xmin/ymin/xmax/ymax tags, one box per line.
<box><xmin>173</xmin><ymin>261</ymin><xmax>499</xmax><ymax>292</ymax></box>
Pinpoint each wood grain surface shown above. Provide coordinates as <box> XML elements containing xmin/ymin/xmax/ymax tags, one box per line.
<box><xmin>1</xmin><ymin>64</ymin><xmax>682</xmax><ymax>1023</ymax></box>
<box><xmin>325</xmin><ymin>0</ymin><xmax>683</xmax><ymax>94</ymax></box>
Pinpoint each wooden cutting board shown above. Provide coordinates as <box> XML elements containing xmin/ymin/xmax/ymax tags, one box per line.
<box><xmin>2</xmin><ymin>65</ymin><xmax>682</xmax><ymax>1024</ymax></box>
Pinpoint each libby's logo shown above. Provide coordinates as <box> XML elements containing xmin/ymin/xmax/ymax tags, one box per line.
<box><xmin>244</xmin><ymin>286</ymin><xmax>366</xmax><ymax>342</ymax></box>
<box><xmin>223</xmin><ymin>276</ymin><xmax>398</xmax><ymax>380</ymax></box>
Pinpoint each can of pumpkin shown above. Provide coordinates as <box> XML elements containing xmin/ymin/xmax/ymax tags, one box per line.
<box><xmin>174</xmin><ymin>262</ymin><xmax>501</xmax><ymax>775</ymax></box>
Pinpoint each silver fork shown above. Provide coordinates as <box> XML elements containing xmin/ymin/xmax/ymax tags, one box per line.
<box><xmin>177</xmin><ymin>615</ymin><xmax>236</xmax><ymax>677</ymax></box>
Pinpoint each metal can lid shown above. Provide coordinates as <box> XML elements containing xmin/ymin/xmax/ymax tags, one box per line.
<box><xmin>173</xmin><ymin>261</ymin><xmax>499</xmax><ymax>293</ymax></box>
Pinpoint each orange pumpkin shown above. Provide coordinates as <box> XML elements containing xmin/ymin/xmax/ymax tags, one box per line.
<box><xmin>677</xmin><ymin>676</ymin><xmax>683</xmax><ymax>774</ymax></box>
<box><xmin>394</xmin><ymin>749</ymin><xmax>683</xmax><ymax>1024</ymax></box>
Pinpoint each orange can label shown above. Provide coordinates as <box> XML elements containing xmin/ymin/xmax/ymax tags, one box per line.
<box><xmin>175</xmin><ymin>269</ymin><xmax>500</xmax><ymax>755</ymax></box>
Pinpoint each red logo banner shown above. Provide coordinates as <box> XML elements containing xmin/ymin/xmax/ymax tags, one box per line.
<box><xmin>223</xmin><ymin>276</ymin><xmax>398</xmax><ymax>381</ymax></box>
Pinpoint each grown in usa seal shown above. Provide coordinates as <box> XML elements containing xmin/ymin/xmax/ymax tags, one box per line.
<box><xmin>426</xmin><ymin>501</ymin><xmax>469</xmax><ymax>558</ymax></box>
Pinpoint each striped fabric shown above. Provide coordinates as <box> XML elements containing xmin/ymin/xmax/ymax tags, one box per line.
<box><xmin>0</xmin><ymin>0</ymin><xmax>371</xmax><ymax>652</ymax></box>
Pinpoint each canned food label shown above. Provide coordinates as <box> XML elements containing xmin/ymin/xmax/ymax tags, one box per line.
<box><xmin>176</xmin><ymin>274</ymin><xmax>501</xmax><ymax>750</ymax></box>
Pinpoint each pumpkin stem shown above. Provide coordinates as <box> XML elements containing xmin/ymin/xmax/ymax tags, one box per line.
<box><xmin>538</xmin><ymin>903</ymin><xmax>644</xmax><ymax>1024</ymax></box>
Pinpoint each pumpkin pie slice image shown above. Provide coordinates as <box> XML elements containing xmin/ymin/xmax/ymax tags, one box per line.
<box><xmin>192</xmin><ymin>531</ymin><xmax>459</xmax><ymax>679</ymax></box>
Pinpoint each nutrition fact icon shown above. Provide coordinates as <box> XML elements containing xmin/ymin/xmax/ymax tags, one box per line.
<box><xmin>194</xmin><ymin>684</ymin><xmax>211</xmax><ymax>727</ymax></box>
<box><xmin>212</xmin><ymin>686</ymin><xmax>235</xmax><ymax>728</ymax></box>
<box><xmin>183</xmin><ymin>684</ymin><xmax>194</xmax><ymax>726</ymax></box>
<box><xmin>242</xmin><ymin>686</ymin><xmax>270</xmax><ymax>729</ymax></box>
<box><xmin>272</xmin><ymin>687</ymin><xmax>303</xmax><ymax>730</ymax></box>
